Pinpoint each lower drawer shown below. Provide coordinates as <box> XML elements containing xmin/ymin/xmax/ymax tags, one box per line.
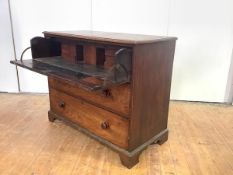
<box><xmin>49</xmin><ymin>88</ymin><xmax>129</xmax><ymax>148</ymax></box>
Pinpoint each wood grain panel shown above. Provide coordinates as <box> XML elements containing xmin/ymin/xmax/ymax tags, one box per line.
<box><xmin>61</xmin><ymin>44</ymin><xmax>76</xmax><ymax>63</ymax></box>
<box><xmin>49</xmin><ymin>88</ymin><xmax>129</xmax><ymax>148</ymax></box>
<box><xmin>84</xmin><ymin>45</ymin><xmax>96</xmax><ymax>64</ymax></box>
<box><xmin>48</xmin><ymin>76</ymin><xmax>130</xmax><ymax>116</ymax></box>
<box><xmin>44</xmin><ymin>30</ymin><xmax>177</xmax><ymax>45</ymax></box>
<box><xmin>128</xmin><ymin>40</ymin><xmax>176</xmax><ymax>151</ymax></box>
<box><xmin>104</xmin><ymin>47</ymin><xmax>118</xmax><ymax>68</ymax></box>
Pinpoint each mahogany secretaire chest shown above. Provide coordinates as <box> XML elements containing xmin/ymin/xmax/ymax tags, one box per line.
<box><xmin>11</xmin><ymin>30</ymin><xmax>177</xmax><ymax>168</ymax></box>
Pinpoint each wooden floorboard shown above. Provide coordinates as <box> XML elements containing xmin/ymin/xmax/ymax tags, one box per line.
<box><xmin>0</xmin><ymin>93</ymin><xmax>232</xmax><ymax>175</ymax></box>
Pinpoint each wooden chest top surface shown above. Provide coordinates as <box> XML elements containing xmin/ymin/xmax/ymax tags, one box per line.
<box><xmin>43</xmin><ymin>30</ymin><xmax>177</xmax><ymax>45</ymax></box>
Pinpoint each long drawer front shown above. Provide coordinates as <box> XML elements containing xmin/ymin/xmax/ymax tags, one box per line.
<box><xmin>48</xmin><ymin>76</ymin><xmax>130</xmax><ymax>116</ymax></box>
<box><xmin>49</xmin><ymin>88</ymin><xmax>129</xmax><ymax>148</ymax></box>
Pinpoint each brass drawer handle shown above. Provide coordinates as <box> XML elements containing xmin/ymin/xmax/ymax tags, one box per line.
<box><xmin>58</xmin><ymin>101</ymin><xmax>65</xmax><ymax>108</ymax></box>
<box><xmin>101</xmin><ymin>121</ymin><xmax>110</xmax><ymax>129</ymax></box>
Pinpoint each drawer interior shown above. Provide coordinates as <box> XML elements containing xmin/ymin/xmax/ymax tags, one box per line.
<box><xmin>10</xmin><ymin>37</ymin><xmax>132</xmax><ymax>91</ymax></box>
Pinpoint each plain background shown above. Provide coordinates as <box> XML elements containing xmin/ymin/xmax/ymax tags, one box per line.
<box><xmin>1</xmin><ymin>0</ymin><xmax>233</xmax><ymax>103</ymax></box>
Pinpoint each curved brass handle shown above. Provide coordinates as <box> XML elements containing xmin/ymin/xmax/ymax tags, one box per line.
<box><xmin>58</xmin><ymin>101</ymin><xmax>65</xmax><ymax>108</ymax></box>
<box><xmin>101</xmin><ymin>121</ymin><xmax>110</xmax><ymax>129</ymax></box>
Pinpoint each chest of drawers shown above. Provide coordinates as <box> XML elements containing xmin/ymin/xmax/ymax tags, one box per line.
<box><xmin>11</xmin><ymin>30</ymin><xmax>177</xmax><ymax>168</ymax></box>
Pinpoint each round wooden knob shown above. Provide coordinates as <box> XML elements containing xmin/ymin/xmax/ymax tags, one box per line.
<box><xmin>58</xmin><ymin>101</ymin><xmax>65</xmax><ymax>108</ymax></box>
<box><xmin>101</xmin><ymin>121</ymin><xmax>110</xmax><ymax>129</ymax></box>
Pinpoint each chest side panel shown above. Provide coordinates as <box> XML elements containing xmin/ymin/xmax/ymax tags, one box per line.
<box><xmin>128</xmin><ymin>40</ymin><xmax>176</xmax><ymax>151</ymax></box>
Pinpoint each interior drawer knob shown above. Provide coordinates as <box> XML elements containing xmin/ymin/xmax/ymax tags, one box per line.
<box><xmin>101</xmin><ymin>121</ymin><xmax>110</xmax><ymax>129</ymax></box>
<box><xmin>58</xmin><ymin>101</ymin><xmax>65</xmax><ymax>108</ymax></box>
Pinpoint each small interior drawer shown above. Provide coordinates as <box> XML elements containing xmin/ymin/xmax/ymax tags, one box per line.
<box><xmin>48</xmin><ymin>76</ymin><xmax>130</xmax><ymax>117</ymax></box>
<box><xmin>49</xmin><ymin>88</ymin><xmax>129</xmax><ymax>148</ymax></box>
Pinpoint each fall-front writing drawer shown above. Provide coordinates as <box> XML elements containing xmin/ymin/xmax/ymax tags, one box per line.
<box><xmin>49</xmin><ymin>88</ymin><xmax>129</xmax><ymax>148</ymax></box>
<box><xmin>48</xmin><ymin>76</ymin><xmax>130</xmax><ymax>117</ymax></box>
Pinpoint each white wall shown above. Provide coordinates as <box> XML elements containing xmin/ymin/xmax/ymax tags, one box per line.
<box><xmin>92</xmin><ymin>0</ymin><xmax>170</xmax><ymax>35</ymax></box>
<box><xmin>0</xmin><ymin>0</ymin><xmax>18</xmax><ymax>92</ymax></box>
<box><xmin>169</xmin><ymin>0</ymin><xmax>233</xmax><ymax>102</ymax></box>
<box><xmin>10</xmin><ymin>0</ymin><xmax>92</xmax><ymax>92</ymax></box>
<box><xmin>2</xmin><ymin>0</ymin><xmax>233</xmax><ymax>102</ymax></box>
<box><xmin>92</xmin><ymin>0</ymin><xmax>233</xmax><ymax>102</ymax></box>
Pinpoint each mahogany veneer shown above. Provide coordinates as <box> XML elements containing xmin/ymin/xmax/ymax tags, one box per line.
<box><xmin>48</xmin><ymin>76</ymin><xmax>130</xmax><ymax>116</ymax></box>
<box><xmin>10</xmin><ymin>30</ymin><xmax>177</xmax><ymax>168</ymax></box>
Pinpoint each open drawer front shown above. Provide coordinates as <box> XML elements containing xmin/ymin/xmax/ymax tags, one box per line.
<box><xmin>10</xmin><ymin>48</ymin><xmax>132</xmax><ymax>91</ymax></box>
<box><xmin>10</xmin><ymin>36</ymin><xmax>132</xmax><ymax>91</ymax></box>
